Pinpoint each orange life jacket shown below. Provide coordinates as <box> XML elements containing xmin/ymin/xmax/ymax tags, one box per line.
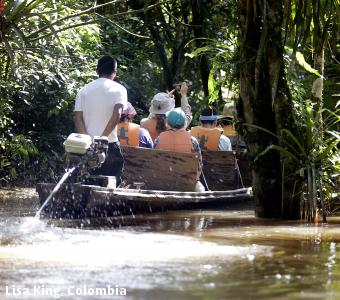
<box><xmin>157</xmin><ymin>128</ymin><xmax>192</xmax><ymax>153</ymax></box>
<box><xmin>190</xmin><ymin>126</ymin><xmax>222</xmax><ymax>151</ymax></box>
<box><xmin>117</xmin><ymin>122</ymin><xmax>140</xmax><ymax>147</ymax></box>
<box><xmin>140</xmin><ymin>117</ymin><xmax>161</xmax><ymax>141</ymax></box>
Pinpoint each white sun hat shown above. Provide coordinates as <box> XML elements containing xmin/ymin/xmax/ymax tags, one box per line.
<box><xmin>149</xmin><ymin>92</ymin><xmax>175</xmax><ymax>115</ymax></box>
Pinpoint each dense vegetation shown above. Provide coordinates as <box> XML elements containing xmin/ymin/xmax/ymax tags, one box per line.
<box><xmin>0</xmin><ymin>0</ymin><xmax>338</xmax><ymax>220</ymax></box>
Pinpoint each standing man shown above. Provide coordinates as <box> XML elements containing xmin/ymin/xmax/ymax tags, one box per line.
<box><xmin>74</xmin><ymin>55</ymin><xmax>127</xmax><ymax>184</ymax></box>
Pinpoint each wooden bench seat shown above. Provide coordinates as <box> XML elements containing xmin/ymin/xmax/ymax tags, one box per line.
<box><xmin>121</xmin><ymin>146</ymin><xmax>199</xmax><ymax>192</ymax></box>
<box><xmin>120</xmin><ymin>146</ymin><xmax>252</xmax><ymax>191</ymax></box>
<box><xmin>201</xmin><ymin>151</ymin><xmax>236</xmax><ymax>190</ymax></box>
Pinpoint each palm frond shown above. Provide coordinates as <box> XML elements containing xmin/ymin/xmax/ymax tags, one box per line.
<box><xmin>255</xmin><ymin>144</ymin><xmax>300</xmax><ymax>163</ymax></box>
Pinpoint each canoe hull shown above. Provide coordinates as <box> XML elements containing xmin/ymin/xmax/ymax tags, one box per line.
<box><xmin>36</xmin><ymin>147</ymin><xmax>253</xmax><ymax>219</ymax></box>
<box><xmin>36</xmin><ymin>183</ymin><xmax>253</xmax><ymax>219</ymax></box>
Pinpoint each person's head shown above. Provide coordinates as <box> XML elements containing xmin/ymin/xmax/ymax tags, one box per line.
<box><xmin>218</xmin><ymin>103</ymin><xmax>235</xmax><ymax>125</ymax></box>
<box><xmin>120</xmin><ymin>102</ymin><xmax>137</xmax><ymax>122</ymax></box>
<box><xmin>166</xmin><ymin>108</ymin><xmax>186</xmax><ymax>129</ymax></box>
<box><xmin>96</xmin><ymin>55</ymin><xmax>117</xmax><ymax>79</ymax></box>
<box><xmin>199</xmin><ymin>107</ymin><xmax>218</xmax><ymax>128</ymax></box>
<box><xmin>149</xmin><ymin>93</ymin><xmax>175</xmax><ymax>115</ymax></box>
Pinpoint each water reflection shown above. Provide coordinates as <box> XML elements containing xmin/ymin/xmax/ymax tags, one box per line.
<box><xmin>0</xmin><ymin>189</ymin><xmax>339</xmax><ymax>300</ymax></box>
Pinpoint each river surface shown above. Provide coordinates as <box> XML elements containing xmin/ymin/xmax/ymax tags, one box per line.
<box><xmin>0</xmin><ymin>188</ymin><xmax>339</xmax><ymax>300</ymax></box>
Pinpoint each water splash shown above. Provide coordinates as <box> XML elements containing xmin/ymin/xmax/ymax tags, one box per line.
<box><xmin>19</xmin><ymin>217</ymin><xmax>46</xmax><ymax>234</ymax></box>
<box><xmin>35</xmin><ymin>166</ymin><xmax>78</xmax><ymax>218</ymax></box>
<box><xmin>0</xmin><ymin>217</ymin><xmax>46</xmax><ymax>246</ymax></box>
<box><xmin>0</xmin><ymin>229</ymin><xmax>267</xmax><ymax>265</ymax></box>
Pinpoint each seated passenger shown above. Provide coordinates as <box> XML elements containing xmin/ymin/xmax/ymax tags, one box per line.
<box><xmin>217</xmin><ymin>103</ymin><xmax>246</xmax><ymax>150</ymax></box>
<box><xmin>141</xmin><ymin>82</ymin><xmax>192</xmax><ymax>141</ymax></box>
<box><xmin>155</xmin><ymin>108</ymin><xmax>205</xmax><ymax>192</ymax></box>
<box><xmin>117</xmin><ymin>102</ymin><xmax>153</xmax><ymax>148</ymax></box>
<box><xmin>218</xmin><ymin>103</ymin><xmax>237</xmax><ymax>136</ymax></box>
<box><xmin>191</xmin><ymin>107</ymin><xmax>232</xmax><ymax>151</ymax></box>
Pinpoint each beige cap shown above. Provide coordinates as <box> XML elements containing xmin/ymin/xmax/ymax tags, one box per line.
<box><xmin>149</xmin><ymin>93</ymin><xmax>175</xmax><ymax>115</ymax></box>
<box><xmin>218</xmin><ymin>103</ymin><xmax>236</xmax><ymax>119</ymax></box>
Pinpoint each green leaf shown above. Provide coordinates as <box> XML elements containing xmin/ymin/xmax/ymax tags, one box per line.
<box><xmin>10</xmin><ymin>167</ymin><xmax>17</xmax><ymax>178</ymax></box>
<box><xmin>22</xmin><ymin>0</ymin><xmax>46</xmax><ymax>15</ymax></box>
<box><xmin>185</xmin><ymin>45</ymin><xmax>210</xmax><ymax>59</ymax></box>
<box><xmin>318</xmin><ymin>140</ymin><xmax>339</xmax><ymax>160</ymax></box>
<box><xmin>284</xmin><ymin>46</ymin><xmax>321</xmax><ymax>77</ymax></box>
<box><xmin>243</xmin><ymin>123</ymin><xmax>279</xmax><ymax>139</ymax></box>
<box><xmin>281</xmin><ymin>129</ymin><xmax>305</xmax><ymax>155</ymax></box>
<box><xmin>327</xmin><ymin>130</ymin><xmax>340</xmax><ymax>140</ymax></box>
<box><xmin>7</xmin><ymin>0</ymin><xmax>29</xmax><ymax>23</ymax></box>
<box><xmin>18</xmin><ymin>147</ymin><xmax>29</xmax><ymax>156</ymax></box>
<box><xmin>295</xmin><ymin>52</ymin><xmax>321</xmax><ymax>76</ymax></box>
<box><xmin>255</xmin><ymin>144</ymin><xmax>300</xmax><ymax>162</ymax></box>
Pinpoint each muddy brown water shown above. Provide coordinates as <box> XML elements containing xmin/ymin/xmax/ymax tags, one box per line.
<box><xmin>0</xmin><ymin>188</ymin><xmax>339</xmax><ymax>300</ymax></box>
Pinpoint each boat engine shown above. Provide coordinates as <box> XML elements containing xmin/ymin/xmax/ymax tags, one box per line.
<box><xmin>63</xmin><ymin>133</ymin><xmax>109</xmax><ymax>177</ymax></box>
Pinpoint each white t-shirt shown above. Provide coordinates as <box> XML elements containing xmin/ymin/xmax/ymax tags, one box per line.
<box><xmin>219</xmin><ymin>135</ymin><xmax>232</xmax><ymax>151</ymax></box>
<box><xmin>75</xmin><ymin>78</ymin><xmax>127</xmax><ymax>142</ymax></box>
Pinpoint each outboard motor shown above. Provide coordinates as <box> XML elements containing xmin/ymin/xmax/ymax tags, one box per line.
<box><xmin>63</xmin><ymin>133</ymin><xmax>109</xmax><ymax>179</ymax></box>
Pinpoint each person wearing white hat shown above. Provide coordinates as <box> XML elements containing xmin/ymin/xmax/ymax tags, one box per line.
<box><xmin>140</xmin><ymin>82</ymin><xmax>192</xmax><ymax>141</ymax></box>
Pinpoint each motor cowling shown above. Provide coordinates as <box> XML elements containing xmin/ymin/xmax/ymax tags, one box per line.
<box><xmin>63</xmin><ymin>133</ymin><xmax>109</xmax><ymax>176</ymax></box>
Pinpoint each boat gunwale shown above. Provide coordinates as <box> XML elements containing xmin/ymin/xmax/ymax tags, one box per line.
<box><xmin>37</xmin><ymin>183</ymin><xmax>251</xmax><ymax>196</ymax></box>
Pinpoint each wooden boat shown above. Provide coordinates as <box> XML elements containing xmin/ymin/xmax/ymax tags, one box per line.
<box><xmin>36</xmin><ymin>146</ymin><xmax>252</xmax><ymax>218</ymax></box>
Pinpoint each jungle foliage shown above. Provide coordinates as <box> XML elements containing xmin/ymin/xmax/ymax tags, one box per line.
<box><xmin>0</xmin><ymin>0</ymin><xmax>338</xmax><ymax>220</ymax></box>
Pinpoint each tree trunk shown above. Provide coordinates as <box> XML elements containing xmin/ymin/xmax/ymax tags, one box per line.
<box><xmin>238</xmin><ymin>0</ymin><xmax>300</xmax><ymax>219</ymax></box>
<box><xmin>191</xmin><ymin>0</ymin><xmax>210</xmax><ymax>97</ymax></box>
<box><xmin>311</xmin><ymin>0</ymin><xmax>326</xmax><ymax>112</ymax></box>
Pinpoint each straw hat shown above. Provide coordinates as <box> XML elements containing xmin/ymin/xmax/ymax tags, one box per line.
<box><xmin>149</xmin><ymin>93</ymin><xmax>175</xmax><ymax>115</ymax></box>
<box><xmin>218</xmin><ymin>103</ymin><xmax>236</xmax><ymax>119</ymax></box>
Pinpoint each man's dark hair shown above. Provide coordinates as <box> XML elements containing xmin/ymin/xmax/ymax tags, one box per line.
<box><xmin>97</xmin><ymin>55</ymin><xmax>117</xmax><ymax>76</ymax></box>
<box><xmin>200</xmin><ymin>107</ymin><xmax>218</xmax><ymax>125</ymax></box>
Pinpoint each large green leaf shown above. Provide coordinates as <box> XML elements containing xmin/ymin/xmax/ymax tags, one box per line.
<box><xmin>185</xmin><ymin>45</ymin><xmax>211</xmax><ymax>59</ymax></box>
<box><xmin>284</xmin><ymin>46</ymin><xmax>321</xmax><ymax>77</ymax></box>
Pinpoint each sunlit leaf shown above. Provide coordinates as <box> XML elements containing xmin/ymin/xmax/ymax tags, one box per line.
<box><xmin>185</xmin><ymin>45</ymin><xmax>210</xmax><ymax>58</ymax></box>
<box><xmin>284</xmin><ymin>46</ymin><xmax>321</xmax><ymax>76</ymax></box>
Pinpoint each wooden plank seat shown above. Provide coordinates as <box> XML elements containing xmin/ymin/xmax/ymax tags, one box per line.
<box><xmin>201</xmin><ymin>151</ymin><xmax>237</xmax><ymax>191</ymax></box>
<box><xmin>121</xmin><ymin>146</ymin><xmax>199</xmax><ymax>192</ymax></box>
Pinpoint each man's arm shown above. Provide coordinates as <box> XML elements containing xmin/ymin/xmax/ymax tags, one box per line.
<box><xmin>180</xmin><ymin>82</ymin><xmax>192</xmax><ymax>128</ymax></box>
<box><xmin>101</xmin><ymin>103</ymin><xmax>123</xmax><ymax>136</ymax></box>
<box><xmin>74</xmin><ymin>111</ymin><xmax>87</xmax><ymax>134</ymax></box>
